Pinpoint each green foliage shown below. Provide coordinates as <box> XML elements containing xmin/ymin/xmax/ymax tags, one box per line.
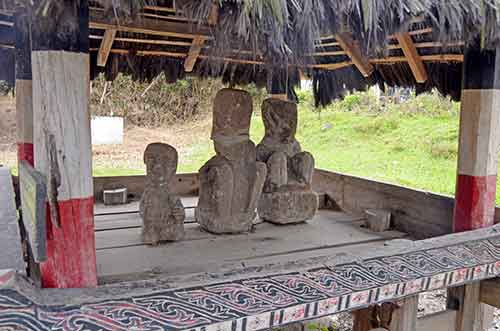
<box><xmin>90</xmin><ymin>74</ymin><xmax>225</xmax><ymax>127</ymax></box>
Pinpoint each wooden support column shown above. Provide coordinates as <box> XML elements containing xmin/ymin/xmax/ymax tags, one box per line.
<box><xmin>391</xmin><ymin>296</ymin><xmax>418</xmax><ymax>331</ymax></box>
<box><xmin>453</xmin><ymin>43</ymin><xmax>500</xmax><ymax>233</ymax></box>
<box><xmin>31</xmin><ymin>0</ymin><xmax>97</xmax><ymax>288</ymax></box>
<box><xmin>450</xmin><ymin>42</ymin><xmax>499</xmax><ymax>329</ymax></box>
<box><xmin>14</xmin><ymin>7</ymin><xmax>33</xmax><ymax>166</ymax></box>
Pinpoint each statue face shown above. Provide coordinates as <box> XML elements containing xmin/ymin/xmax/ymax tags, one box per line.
<box><xmin>145</xmin><ymin>152</ymin><xmax>177</xmax><ymax>183</ymax></box>
<box><xmin>266</xmin><ymin>110</ymin><xmax>297</xmax><ymax>143</ymax></box>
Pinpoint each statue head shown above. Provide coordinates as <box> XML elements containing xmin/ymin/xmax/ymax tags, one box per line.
<box><xmin>211</xmin><ymin>88</ymin><xmax>253</xmax><ymax>142</ymax></box>
<box><xmin>262</xmin><ymin>98</ymin><xmax>298</xmax><ymax>144</ymax></box>
<box><xmin>144</xmin><ymin>143</ymin><xmax>178</xmax><ymax>184</ymax></box>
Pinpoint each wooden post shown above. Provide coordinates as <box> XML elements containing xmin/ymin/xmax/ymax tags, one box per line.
<box><xmin>14</xmin><ymin>6</ymin><xmax>33</xmax><ymax>166</ymax></box>
<box><xmin>449</xmin><ymin>40</ymin><xmax>498</xmax><ymax>330</ymax></box>
<box><xmin>31</xmin><ymin>0</ymin><xmax>97</xmax><ymax>288</ymax></box>
<box><xmin>391</xmin><ymin>296</ymin><xmax>418</xmax><ymax>331</ymax></box>
<box><xmin>453</xmin><ymin>42</ymin><xmax>500</xmax><ymax>233</ymax></box>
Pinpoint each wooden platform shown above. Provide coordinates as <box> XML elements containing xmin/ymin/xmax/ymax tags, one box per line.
<box><xmin>94</xmin><ymin>197</ymin><xmax>407</xmax><ymax>283</ymax></box>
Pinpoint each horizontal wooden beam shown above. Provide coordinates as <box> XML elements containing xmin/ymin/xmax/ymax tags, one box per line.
<box><xmin>89</xmin><ymin>10</ymin><xmax>211</xmax><ymax>40</ymax></box>
<box><xmin>396</xmin><ymin>33</ymin><xmax>428</xmax><ymax>83</ymax></box>
<box><xmin>90</xmin><ymin>35</ymin><xmax>193</xmax><ymax>47</ymax></box>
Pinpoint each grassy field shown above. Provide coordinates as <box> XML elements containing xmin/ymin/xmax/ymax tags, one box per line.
<box><xmin>179</xmin><ymin>90</ymin><xmax>473</xmax><ymax>201</ymax></box>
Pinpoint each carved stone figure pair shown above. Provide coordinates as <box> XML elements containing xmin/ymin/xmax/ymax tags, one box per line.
<box><xmin>197</xmin><ymin>89</ymin><xmax>318</xmax><ymax>234</ymax></box>
<box><xmin>140</xmin><ymin>88</ymin><xmax>318</xmax><ymax>244</ymax></box>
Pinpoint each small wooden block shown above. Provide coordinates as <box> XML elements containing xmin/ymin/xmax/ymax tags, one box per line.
<box><xmin>103</xmin><ymin>188</ymin><xmax>128</xmax><ymax>205</ymax></box>
<box><xmin>365</xmin><ymin>209</ymin><xmax>392</xmax><ymax>232</ymax></box>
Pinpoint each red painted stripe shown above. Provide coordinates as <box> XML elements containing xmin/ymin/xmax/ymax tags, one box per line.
<box><xmin>453</xmin><ymin>174</ymin><xmax>496</xmax><ymax>233</ymax></box>
<box><xmin>40</xmin><ymin>197</ymin><xmax>97</xmax><ymax>288</ymax></box>
<box><xmin>17</xmin><ymin>142</ymin><xmax>34</xmax><ymax>166</ymax></box>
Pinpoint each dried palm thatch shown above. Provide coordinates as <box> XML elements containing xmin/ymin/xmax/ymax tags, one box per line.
<box><xmin>2</xmin><ymin>0</ymin><xmax>500</xmax><ymax>105</ymax></box>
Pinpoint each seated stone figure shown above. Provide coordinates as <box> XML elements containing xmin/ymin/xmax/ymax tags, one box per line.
<box><xmin>140</xmin><ymin>143</ymin><xmax>185</xmax><ymax>245</ymax></box>
<box><xmin>256</xmin><ymin>98</ymin><xmax>318</xmax><ymax>224</ymax></box>
<box><xmin>196</xmin><ymin>88</ymin><xmax>267</xmax><ymax>234</ymax></box>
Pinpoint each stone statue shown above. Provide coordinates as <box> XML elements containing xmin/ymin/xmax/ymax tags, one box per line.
<box><xmin>196</xmin><ymin>88</ymin><xmax>267</xmax><ymax>234</ymax></box>
<box><xmin>140</xmin><ymin>143</ymin><xmax>185</xmax><ymax>245</ymax></box>
<box><xmin>256</xmin><ymin>98</ymin><xmax>318</xmax><ymax>224</ymax></box>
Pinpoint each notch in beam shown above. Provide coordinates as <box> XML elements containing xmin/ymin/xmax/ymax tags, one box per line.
<box><xmin>97</xmin><ymin>29</ymin><xmax>116</xmax><ymax>67</ymax></box>
<box><xmin>335</xmin><ymin>33</ymin><xmax>374</xmax><ymax>77</ymax></box>
<box><xmin>396</xmin><ymin>33</ymin><xmax>428</xmax><ymax>83</ymax></box>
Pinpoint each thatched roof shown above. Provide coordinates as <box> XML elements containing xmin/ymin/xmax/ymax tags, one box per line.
<box><xmin>0</xmin><ymin>0</ymin><xmax>498</xmax><ymax>104</ymax></box>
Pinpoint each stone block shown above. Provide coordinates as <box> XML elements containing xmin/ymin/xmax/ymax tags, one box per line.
<box><xmin>365</xmin><ymin>209</ymin><xmax>392</xmax><ymax>232</ymax></box>
<box><xmin>258</xmin><ymin>191</ymin><xmax>319</xmax><ymax>224</ymax></box>
<box><xmin>103</xmin><ymin>187</ymin><xmax>128</xmax><ymax>205</ymax></box>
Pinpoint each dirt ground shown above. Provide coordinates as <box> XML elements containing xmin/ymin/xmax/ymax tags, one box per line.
<box><xmin>0</xmin><ymin>96</ymin><xmax>213</xmax><ymax>172</ymax></box>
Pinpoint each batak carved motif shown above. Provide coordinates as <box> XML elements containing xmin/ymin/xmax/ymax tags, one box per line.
<box><xmin>1</xmin><ymin>235</ymin><xmax>500</xmax><ymax>331</ymax></box>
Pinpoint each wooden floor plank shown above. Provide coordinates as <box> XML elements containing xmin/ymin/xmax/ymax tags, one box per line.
<box><xmin>96</xmin><ymin>210</ymin><xmax>406</xmax><ymax>281</ymax></box>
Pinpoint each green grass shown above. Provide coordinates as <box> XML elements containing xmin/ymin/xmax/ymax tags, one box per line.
<box><xmin>173</xmin><ymin>90</ymin><xmax>500</xmax><ymax>205</ymax></box>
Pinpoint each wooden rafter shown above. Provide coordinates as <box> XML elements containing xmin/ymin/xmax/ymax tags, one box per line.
<box><xmin>89</xmin><ymin>10</ymin><xmax>211</xmax><ymax>40</ymax></box>
<box><xmin>183</xmin><ymin>4</ymin><xmax>218</xmax><ymax>72</ymax></box>
<box><xmin>90</xmin><ymin>35</ymin><xmax>193</xmax><ymax>47</ymax></box>
<box><xmin>396</xmin><ymin>33</ymin><xmax>428</xmax><ymax>83</ymax></box>
<box><xmin>97</xmin><ymin>29</ymin><xmax>116</xmax><ymax>67</ymax></box>
<box><xmin>184</xmin><ymin>36</ymin><xmax>205</xmax><ymax>72</ymax></box>
<box><xmin>335</xmin><ymin>32</ymin><xmax>374</xmax><ymax>77</ymax></box>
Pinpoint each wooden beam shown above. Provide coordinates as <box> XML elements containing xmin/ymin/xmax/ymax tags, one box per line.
<box><xmin>184</xmin><ymin>36</ymin><xmax>205</xmax><ymax>72</ymax></box>
<box><xmin>448</xmin><ymin>284</ymin><xmax>494</xmax><ymax>331</ymax></box>
<box><xmin>89</xmin><ymin>10</ymin><xmax>211</xmax><ymax>40</ymax></box>
<box><xmin>97</xmin><ymin>29</ymin><xmax>116</xmax><ymax>67</ymax></box>
<box><xmin>396</xmin><ymin>33</ymin><xmax>428</xmax><ymax>83</ymax></box>
<box><xmin>335</xmin><ymin>32</ymin><xmax>374</xmax><ymax>77</ymax></box>
<box><xmin>391</xmin><ymin>296</ymin><xmax>418</xmax><ymax>331</ymax></box>
<box><xmin>416</xmin><ymin>310</ymin><xmax>457</xmax><ymax>331</ymax></box>
<box><xmin>480</xmin><ymin>278</ymin><xmax>500</xmax><ymax>308</ymax></box>
<box><xmin>90</xmin><ymin>35</ymin><xmax>193</xmax><ymax>47</ymax></box>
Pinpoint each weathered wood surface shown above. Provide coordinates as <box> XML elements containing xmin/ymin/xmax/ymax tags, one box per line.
<box><xmin>312</xmin><ymin>169</ymin><xmax>455</xmax><ymax>239</ymax></box>
<box><xmin>416</xmin><ymin>310</ymin><xmax>457</xmax><ymax>331</ymax></box>
<box><xmin>480</xmin><ymin>278</ymin><xmax>500</xmax><ymax>308</ymax></box>
<box><xmin>391</xmin><ymin>296</ymin><xmax>418</xmax><ymax>331</ymax></box>
<box><xmin>0</xmin><ymin>167</ymin><xmax>24</xmax><ymax>272</ymax></box>
<box><xmin>91</xmin><ymin>169</ymin><xmax>500</xmax><ymax>239</ymax></box>
<box><xmin>96</xmin><ymin>209</ymin><xmax>400</xmax><ymax>281</ymax></box>
<box><xmin>93</xmin><ymin>173</ymin><xmax>199</xmax><ymax>201</ymax></box>
<box><xmin>19</xmin><ymin>162</ymin><xmax>47</xmax><ymax>262</ymax></box>
<box><xmin>1</xmin><ymin>223</ymin><xmax>500</xmax><ymax>331</ymax></box>
<box><xmin>32</xmin><ymin>50</ymin><xmax>97</xmax><ymax>288</ymax></box>
<box><xmin>448</xmin><ymin>283</ymin><xmax>495</xmax><ymax>331</ymax></box>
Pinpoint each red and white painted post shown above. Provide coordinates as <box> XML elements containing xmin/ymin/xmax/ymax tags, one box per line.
<box><xmin>453</xmin><ymin>44</ymin><xmax>500</xmax><ymax>233</ymax></box>
<box><xmin>14</xmin><ymin>8</ymin><xmax>33</xmax><ymax>166</ymax></box>
<box><xmin>31</xmin><ymin>0</ymin><xmax>97</xmax><ymax>288</ymax></box>
<box><xmin>448</xmin><ymin>42</ymin><xmax>499</xmax><ymax>331</ymax></box>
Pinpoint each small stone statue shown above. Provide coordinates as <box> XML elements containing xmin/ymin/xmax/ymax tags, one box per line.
<box><xmin>196</xmin><ymin>88</ymin><xmax>267</xmax><ymax>234</ymax></box>
<box><xmin>140</xmin><ymin>143</ymin><xmax>185</xmax><ymax>245</ymax></box>
<box><xmin>256</xmin><ymin>98</ymin><xmax>318</xmax><ymax>224</ymax></box>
